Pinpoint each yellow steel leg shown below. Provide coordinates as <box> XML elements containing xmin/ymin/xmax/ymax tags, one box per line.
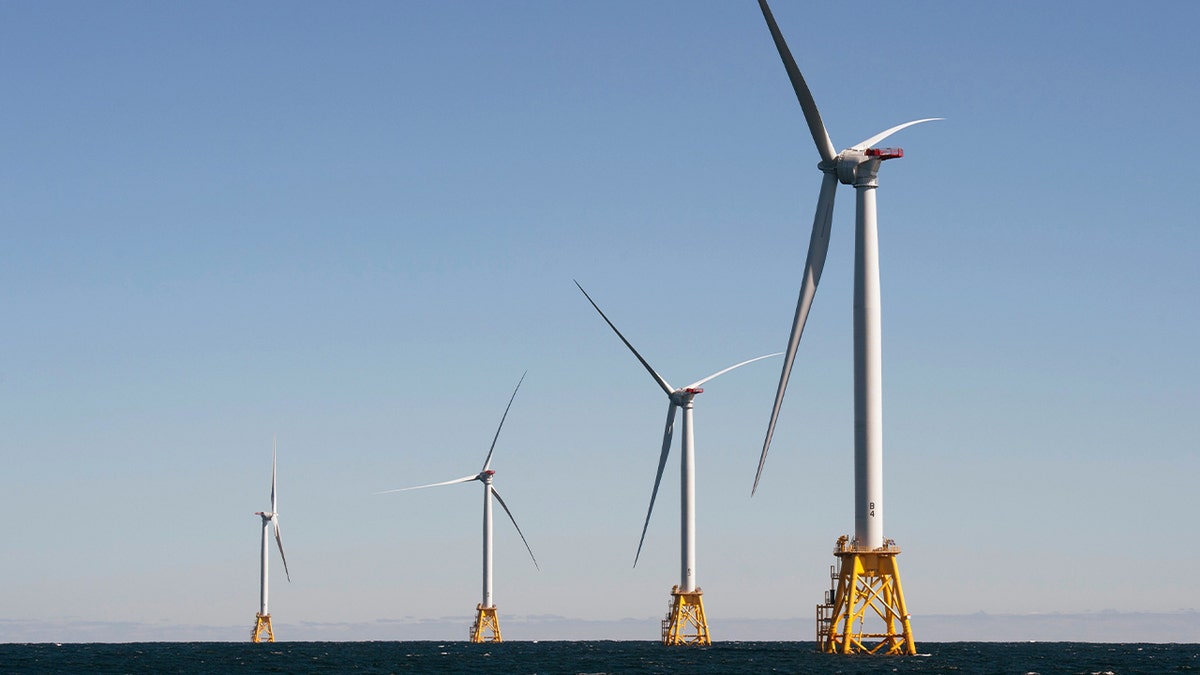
<box><xmin>889</xmin><ymin>555</ymin><xmax>917</xmax><ymax>654</ymax></box>
<box><xmin>251</xmin><ymin>613</ymin><xmax>274</xmax><ymax>643</ymax></box>
<box><xmin>470</xmin><ymin>604</ymin><xmax>502</xmax><ymax>643</ymax></box>
<box><xmin>819</xmin><ymin>537</ymin><xmax>916</xmax><ymax>655</ymax></box>
<box><xmin>661</xmin><ymin>586</ymin><xmax>711</xmax><ymax>645</ymax></box>
<box><xmin>839</xmin><ymin>552</ymin><xmax>861</xmax><ymax>653</ymax></box>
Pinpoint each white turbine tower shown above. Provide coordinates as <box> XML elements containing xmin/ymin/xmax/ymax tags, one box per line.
<box><xmin>576</xmin><ymin>281</ymin><xmax>779</xmax><ymax>646</ymax></box>
<box><xmin>251</xmin><ymin>438</ymin><xmax>291</xmax><ymax>643</ymax></box>
<box><xmin>750</xmin><ymin>0</ymin><xmax>936</xmax><ymax>655</ymax></box>
<box><xmin>379</xmin><ymin>373</ymin><xmax>538</xmax><ymax>643</ymax></box>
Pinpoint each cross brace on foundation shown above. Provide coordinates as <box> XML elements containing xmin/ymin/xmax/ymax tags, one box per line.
<box><xmin>816</xmin><ymin>536</ymin><xmax>916</xmax><ymax>655</ymax></box>
<box><xmin>661</xmin><ymin>586</ymin><xmax>711</xmax><ymax>645</ymax></box>
<box><xmin>251</xmin><ymin>613</ymin><xmax>274</xmax><ymax>643</ymax></box>
<box><xmin>470</xmin><ymin>604</ymin><xmax>502</xmax><ymax>643</ymax></box>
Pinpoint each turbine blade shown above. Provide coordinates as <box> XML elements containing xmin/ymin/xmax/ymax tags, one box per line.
<box><xmin>849</xmin><ymin>118</ymin><xmax>943</xmax><ymax>152</ymax></box>
<box><xmin>757</xmin><ymin>0</ymin><xmax>836</xmax><ymax>163</ymax></box>
<box><xmin>489</xmin><ymin>485</ymin><xmax>539</xmax><ymax>570</ymax></box>
<box><xmin>482</xmin><ymin>371</ymin><xmax>526</xmax><ymax>472</ymax></box>
<box><xmin>634</xmin><ymin>401</ymin><xmax>677</xmax><ymax>567</ymax></box>
<box><xmin>273</xmin><ymin>518</ymin><xmax>291</xmax><ymax>582</ymax></box>
<box><xmin>270</xmin><ymin>436</ymin><xmax>278</xmax><ymax>514</ymax></box>
<box><xmin>753</xmin><ymin>172</ymin><xmax>839</xmax><ymax>496</ymax></box>
<box><xmin>575</xmin><ymin>280</ymin><xmax>674</xmax><ymax>396</ymax></box>
<box><xmin>685</xmin><ymin>352</ymin><xmax>783</xmax><ymax>390</ymax></box>
<box><xmin>376</xmin><ymin>473</ymin><xmax>479</xmax><ymax>494</ymax></box>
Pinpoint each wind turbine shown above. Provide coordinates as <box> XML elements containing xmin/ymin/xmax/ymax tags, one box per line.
<box><xmin>576</xmin><ymin>281</ymin><xmax>779</xmax><ymax>646</ymax></box>
<box><xmin>251</xmin><ymin>437</ymin><xmax>291</xmax><ymax>643</ymax></box>
<box><xmin>379</xmin><ymin>373</ymin><xmax>538</xmax><ymax>643</ymax></box>
<box><xmin>750</xmin><ymin>0</ymin><xmax>936</xmax><ymax>655</ymax></box>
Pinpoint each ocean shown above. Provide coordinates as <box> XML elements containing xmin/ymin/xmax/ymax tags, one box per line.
<box><xmin>0</xmin><ymin>641</ymin><xmax>1195</xmax><ymax>674</ymax></box>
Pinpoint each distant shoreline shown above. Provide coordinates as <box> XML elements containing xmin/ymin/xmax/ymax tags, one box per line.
<box><xmin>3</xmin><ymin>610</ymin><xmax>1197</xmax><ymax>644</ymax></box>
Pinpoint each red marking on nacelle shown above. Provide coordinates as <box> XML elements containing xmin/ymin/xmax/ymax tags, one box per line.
<box><xmin>684</xmin><ymin>387</ymin><xmax>704</xmax><ymax>394</ymax></box>
<box><xmin>865</xmin><ymin>147</ymin><xmax>904</xmax><ymax>159</ymax></box>
<box><xmin>484</xmin><ymin>470</ymin><xmax>496</xmax><ymax>476</ymax></box>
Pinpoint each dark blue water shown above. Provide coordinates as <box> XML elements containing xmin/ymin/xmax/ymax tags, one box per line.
<box><xmin>0</xmin><ymin>641</ymin><xmax>1195</xmax><ymax>674</ymax></box>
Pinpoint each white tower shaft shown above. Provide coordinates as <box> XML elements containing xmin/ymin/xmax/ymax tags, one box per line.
<box><xmin>482</xmin><ymin>478</ymin><xmax>494</xmax><ymax>608</ymax></box>
<box><xmin>259</xmin><ymin>517</ymin><xmax>270</xmax><ymax>615</ymax></box>
<box><xmin>853</xmin><ymin>170</ymin><xmax>884</xmax><ymax>549</ymax></box>
<box><xmin>680</xmin><ymin>397</ymin><xmax>697</xmax><ymax>593</ymax></box>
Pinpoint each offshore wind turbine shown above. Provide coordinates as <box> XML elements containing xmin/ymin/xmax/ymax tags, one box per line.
<box><xmin>251</xmin><ymin>438</ymin><xmax>291</xmax><ymax>643</ymax></box>
<box><xmin>576</xmin><ymin>281</ymin><xmax>779</xmax><ymax>645</ymax></box>
<box><xmin>379</xmin><ymin>373</ymin><xmax>537</xmax><ymax>643</ymax></box>
<box><xmin>750</xmin><ymin>0</ymin><xmax>937</xmax><ymax>655</ymax></box>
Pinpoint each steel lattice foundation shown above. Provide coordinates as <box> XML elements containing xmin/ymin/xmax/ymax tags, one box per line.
<box><xmin>661</xmin><ymin>586</ymin><xmax>711</xmax><ymax>645</ymax></box>
<box><xmin>251</xmin><ymin>613</ymin><xmax>274</xmax><ymax>643</ymax></box>
<box><xmin>816</xmin><ymin>536</ymin><xmax>915</xmax><ymax>655</ymax></box>
<box><xmin>470</xmin><ymin>604</ymin><xmax>502</xmax><ymax>643</ymax></box>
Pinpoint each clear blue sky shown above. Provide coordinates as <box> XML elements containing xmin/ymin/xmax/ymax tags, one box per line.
<box><xmin>2</xmin><ymin>1</ymin><xmax>1198</xmax><ymax>642</ymax></box>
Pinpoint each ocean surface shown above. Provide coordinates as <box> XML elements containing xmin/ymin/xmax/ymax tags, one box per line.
<box><xmin>0</xmin><ymin>641</ymin><xmax>1195</xmax><ymax>674</ymax></box>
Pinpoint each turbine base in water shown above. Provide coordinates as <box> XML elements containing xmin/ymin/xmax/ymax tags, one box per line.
<box><xmin>470</xmin><ymin>604</ymin><xmax>502</xmax><ymax>643</ymax></box>
<box><xmin>661</xmin><ymin>586</ymin><xmax>711</xmax><ymax>645</ymax></box>
<box><xmin>816</xmin><ymin>536</ymin><xmax>915</xmax><ymax>655</ymax></box>
<box><xmin>250</xmin><ymin>613</ymin><xmax>274</xmax><ymax>643</ymax></box>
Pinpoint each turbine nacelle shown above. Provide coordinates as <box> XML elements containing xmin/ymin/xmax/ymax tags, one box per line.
<box><xmin>669</xmin><ymin>387</ymin><xmax>705</xmax><ymax>406</ymax></box>
<box><xmin>824</xmin><ymin>146</ymin><xmax>906</xmax><ymax>188</ymax></box>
